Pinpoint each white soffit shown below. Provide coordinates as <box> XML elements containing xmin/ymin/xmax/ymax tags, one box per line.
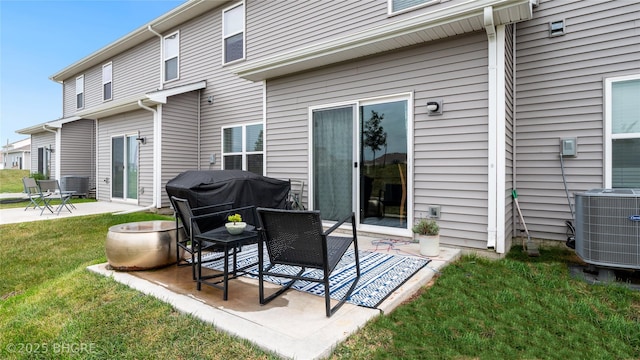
<box><xmin>232</xmin><ymin>0</ymin><xmax>532</xmax><ymax>81</ymax></box>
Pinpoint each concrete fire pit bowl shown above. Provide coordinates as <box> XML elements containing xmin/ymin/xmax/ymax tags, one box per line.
<box><xmin>106</xmin><ymin>220</ymin><xmax>185</xmax><ymax>271</ymax></box>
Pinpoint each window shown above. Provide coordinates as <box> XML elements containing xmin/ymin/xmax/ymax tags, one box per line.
<box><xmin>605</xmin><ymin>74</ymin><xmax>640</xmax><ymax>188</ymax></box>
<box><xmin>102</xmin><ymin>62</ymin><xmax>112</xmax><ymax>101</ymax></box>
<box><xmin>76</xmin><ymin>75</ymin><xmax>84</xmax><ymax>109</ymax></box>
<box><xmin>163</xmin><ymin>31</ymin><xmax>179</xmax><ymax>82</ymax></box>
<box><xmin>222</xmin><ymin>123</ymin><xmax>263</xmax><ymax>175</ymax></box>
<box><xmin>389</xmin><ymin>0</ymin><xmax>439</xmax><ymax>14</ymax></box>
<box><xmin>222</xmin><ymin>3</ymin><xmax>244</xmax><ymax>64</ymax></box>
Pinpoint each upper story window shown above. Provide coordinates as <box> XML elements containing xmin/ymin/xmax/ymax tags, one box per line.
<box><xmin>102</xmin><ymin>62</ymin><xmax>113</xmax><ymax>101</ymax></box>
<box><xmin>76</xmin><ymin>75</ymin><xmax>84</xmax><ymax>109</ymax></box>
<box><xmin>222</xmin><ymin>3</ymin><xmax>245</xmax><ymax>64</ymax></box>
<box><xmin>389</xmin><ymin>0</ymin><xmax>439</xmax><ymax>14</ymax></box>
<box><xmin>605</xmin><ymin>74</ymin><xmax>640</xmax><ymax>188</ymax></box>
<box><xmin>163</xmin><ymin>31</ymin><xmax>179</xmax><ymax>82</ymax></box>
<box><xmin>222</xmin><ymin>122</ymin><xmax>263</xmax><ymax>175</ymax></box>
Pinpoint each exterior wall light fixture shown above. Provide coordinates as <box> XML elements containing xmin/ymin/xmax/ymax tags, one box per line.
<box><xmin>426</xmin><ymin>99</ymin><xmax>443</xmax><ymax>115</ymax></box>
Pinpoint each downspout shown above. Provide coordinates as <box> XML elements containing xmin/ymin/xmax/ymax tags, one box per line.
<box><xmin>115</xmin><ymin>100</ymin><xmax>159</xmax><ymax>214</ymax></box>
<box><xmin>42</xmin><ymin>124</ymin><xmax>61</xmax><ymax>180</ymax></box>
<box><xmin>511</xmin><ymin>25</ymin><xmax>518</xmax><ymax>249</ymax></box>
<box><xmin>147</xmin><ymin>25</ymin><xmax>164</xmax><ymax>90</ymax></box>
<box><xmin>197</xmin><ymin>89</ymin><xmax>201</xmax><ymax>170</ymax></box>
<box><xmin>484</xmin><ymin>6</ymin><xmax>498</xmax><ymax>249</ymax></box>
<box><xmin>495</xmin><ymin>24</ymin><xmax>507</xmax><ymax>254</ymax></box>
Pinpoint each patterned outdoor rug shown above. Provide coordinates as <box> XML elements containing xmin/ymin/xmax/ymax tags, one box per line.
<box><xmin>200</xmin><ymin>244</ymin><xmax>430</xmax><ymax>308</ymax></box>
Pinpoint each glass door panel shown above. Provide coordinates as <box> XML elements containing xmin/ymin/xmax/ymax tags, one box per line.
<box><xmin>312</xmin><ymin>106</ymin><xmax>355</xmax><ymax>221</ymax></box>
<box><xmin>360</xmin><ymin>100</ymin><xmax>408</xmax><ymax>229</ymax></box>
<box><xmin>112</xmin><ymin>137</ymin><xmax>124</xmax><ymax>198</ymax></box>
<box><xmin>126</xmin><ymin>136</ymin><xmax>138</xmax><ymax>199</ymax></box>
<box><xmin>112</xmin><ymin>135</ymin><xmax>138</xmax><ymax>200</ymax></box>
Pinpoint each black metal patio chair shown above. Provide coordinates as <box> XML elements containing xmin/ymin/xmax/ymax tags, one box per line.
<box><xmin>256</xmin><ymin>208</ymin><xmax>360</xmax><ymax>317</ymax></box>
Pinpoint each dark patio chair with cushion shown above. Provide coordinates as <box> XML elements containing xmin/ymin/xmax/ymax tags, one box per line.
<box><xmin>256</xmin><ymin>208</ymin><xmax>360</xmax><ymax>317</ymax></box>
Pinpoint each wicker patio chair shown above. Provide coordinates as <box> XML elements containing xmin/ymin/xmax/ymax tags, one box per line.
<box><xmin>256</xmin><ymin>208</ymin><xmax>360</xmax><ymax>317</ymax></box>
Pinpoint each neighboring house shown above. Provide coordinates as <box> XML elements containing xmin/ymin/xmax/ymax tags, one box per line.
<box><xmin>17</xmin><ymin>118</ymin><xmax>96</xmax><ymax>191</ymax></box>
<box><xmin>1</xmin><ymin>138</ymin><xmax>31</xmax><ymax>170</ymax></box>
<box><xmin>21</xmin><ymin>0</ymin><xmax>639</xmax><ymax>254</ymax></box>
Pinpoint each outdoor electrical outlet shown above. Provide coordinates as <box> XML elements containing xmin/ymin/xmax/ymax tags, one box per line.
<box><xmin>560</xmin><ymin>138</ymin><xmax>577</xmax><ymax>157</ymax></box>
<box><xmin>428</xmin><ymin>205</ymin><xmax>441</xmax><ymax>219</ymax></box>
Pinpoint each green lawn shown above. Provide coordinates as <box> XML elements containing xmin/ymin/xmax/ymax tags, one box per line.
<box><xmin>0</xmin><ymin>169</ymin><xmax>29</xmax><ymax>193</ymax></box>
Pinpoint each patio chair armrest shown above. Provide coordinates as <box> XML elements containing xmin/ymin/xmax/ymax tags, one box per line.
<box><xmin>323</xmin><ymin>212</ymin><xmax>355</xmax><ymax>236</ymax></box>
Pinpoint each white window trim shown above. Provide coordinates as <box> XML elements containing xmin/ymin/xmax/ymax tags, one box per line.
<box><xmin>388</xmin><ymin>0</ymin><xmax>440</xmax><ymax>16</ymax></box>
<box><xmin>75</xmin><ymin>74</ymin><xmax>84</xmax><ymax>110</ymax></box>
<box><xmin>163</xmin><ymin>31</ymin><xmax>180</xmax><ymax>83</ymax></box>
<box><xmin>221</xmin><ymin>121</ymin><xmax>263</xmax><ymax>171</ymax></box>
<box><xmin>102</xmin><ymin>62</ymin><xmax>113</xmax><ymax>102</ymax></box>
<box><xmin>604</xmin><ymin>73</ymin><xmax>640</xmax><ymax>188</ymax></box>
<box><xmin>222</xmin><ymin>1</ymin><xmax>246</xmax><ymax>65</ymax></box>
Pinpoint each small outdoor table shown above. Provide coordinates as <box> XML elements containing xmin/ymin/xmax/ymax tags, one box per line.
<box><xmin>194</xmin><ymin>225</ymin><xmax>259</xmax><ymax>300</ymax></box>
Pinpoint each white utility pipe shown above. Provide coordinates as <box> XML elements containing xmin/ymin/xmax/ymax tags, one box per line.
<box><xmin>147</xmin><ymin>25</ymin><xmax>164</xmax><ymax>90</ymax></box>
<box><xmin>485</xmin><ymin>6</ymin><xmax>498</xmax><ymax>250</ymax></box>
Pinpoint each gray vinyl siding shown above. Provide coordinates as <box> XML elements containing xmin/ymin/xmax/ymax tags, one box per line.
<box><xmin>161</xmin><ymin>91</ymin><xmax>200</xmax><ymax>207</ymax></box>
<box><xmin>59</xmin><ymin>120</ymin><xmax>96</xmax><ymax>189</ymax></box>
<box><xmin>246</xmin><ymin>0</ymin><xmax>469</xmax><ymax>60</ymax></box>
<box><xmin>504</xmin><ymin>23</ymin><xmax>515</xmax><ymax>245</ymax></box>
<box><xmin>172</xmin><ymin>8</ymin><xmax>263</xmax><ymax>169</ymax></box>
<box><xmin>515</xmin><ymin>0</ymin><xmax>640</xmax><ymax>241</ymax></box>
<box><xmin>30</xmin><ymin>132</ymin><xmax>56</xmax><ymax>177</ymax></box>
<box><xmin>96</xmin><ymin>109</ymin><xmax>153</xmax><ymax>204</ymax></box>
<box><xmin>267</xmin><ymin>32</ymin><xmax>490</xmax><ymax>249</ymax></box>
<box><xmin>62</xmin><ymin>38</ymin><xmax>161</xmax><ymax>118</ymax></box>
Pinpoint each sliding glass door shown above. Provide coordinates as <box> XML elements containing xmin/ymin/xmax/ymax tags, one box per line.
<box><xmin>311</xmin><ymin>96</ymin><xmax>409</xmax><ymax>231</ymax></box>
<box><xmin>111</xmin><ymin>135</ymin><xmax>138</xmax><ymax>201</ymax></box>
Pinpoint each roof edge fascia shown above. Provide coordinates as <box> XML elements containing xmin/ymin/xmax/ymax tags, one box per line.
<box><xmin>16</xmin><ymin>116</ymin><xmax>82</xmax><ymax>135</ymax></box>
<box><xmin>146</xmin><ymin>80</ymin><xmax>207</xmax><ymax>103</ymax></box>
<box><xmin>76</xmin><ymin>81</ymin><xmax>207</xmax><ymax>119</ymax></box>
<box><xmin>232</xmin><ymin>0</ymin><xmax>531</xmax><ymax>81</ymax></box>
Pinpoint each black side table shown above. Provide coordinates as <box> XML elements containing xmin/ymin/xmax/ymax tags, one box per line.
<box><xmin>194</xmin><ymin>226</ymin><xmax>259</xmax><ymax>300</ymax></box>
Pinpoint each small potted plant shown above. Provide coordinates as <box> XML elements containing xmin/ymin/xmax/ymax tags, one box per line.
<box><xmin>225</xmin><ymin>213</ymin><xmax>246</xmax><ymax>235</ymax></box>
<box><xmin>412</xmin><ymin>219</ymin><xmax>439</xmax><ymax>256</ymax></box>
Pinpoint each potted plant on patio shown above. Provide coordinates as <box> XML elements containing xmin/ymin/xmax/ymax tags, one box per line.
<box><xmin>412</xmin><ymin>218</ymin><xmax>439</xmax><ymax>257</ymax></box>
<box><xmin>225</xmin><ymin>213</ymin><xmax>246</xmax><ymax>235</ymax></box>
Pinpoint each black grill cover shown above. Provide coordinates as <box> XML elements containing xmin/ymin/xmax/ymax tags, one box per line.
<box><xmin>166</xmin><ymin>170</ymin><xmax>290</xmax><ymax>228</ymax></box>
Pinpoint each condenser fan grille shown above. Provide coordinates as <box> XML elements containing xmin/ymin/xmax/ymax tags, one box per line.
<box><xmin>575</xmin><ymin>189</ymin><xmax>640</xmax><ymax>270</ymax></box>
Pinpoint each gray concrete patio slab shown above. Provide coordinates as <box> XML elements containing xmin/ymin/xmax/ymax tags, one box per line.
<box><xmin>88</xmin><ymin>237</ymin><xmax>460</xmax><ymax>360</ymax></box>
<box><xmin>0</xmin><ymin>201</ymin><xmax>145</xmax><ymax>225</ymax></box>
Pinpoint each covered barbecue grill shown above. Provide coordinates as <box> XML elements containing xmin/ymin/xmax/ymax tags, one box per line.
<box><xmin>165</xmin><ymin>170</ymin><xmax>290</xmax><ymax>228</ymax></box>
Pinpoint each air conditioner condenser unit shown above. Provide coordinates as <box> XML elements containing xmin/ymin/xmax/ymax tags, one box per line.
<box><xmin>574</xmin><ymin>189</ymin><xmax>640</xmax><ymax>270</ymax></box>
